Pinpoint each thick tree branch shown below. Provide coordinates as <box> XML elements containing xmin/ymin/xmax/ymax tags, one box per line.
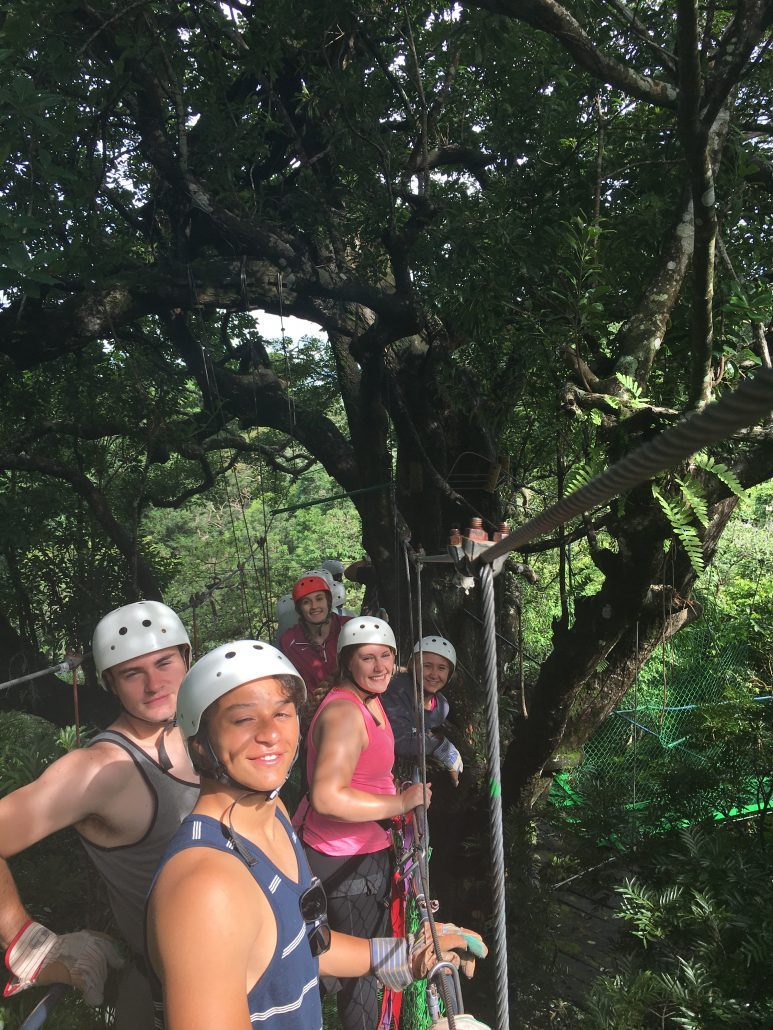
<box><xmin>467</xmin><ymin>0</ymin><xmax>678</xmax><ymax>108</ymax></box>
<box><xmin>610</xmin><ymin>193</ymin><xmax>694</xmax><ymax>386</ymax></box>
<box><xmin>603</xmin><ymin>0</ymin><xmax>678</xmax><ymax>76</ymax></box>
<box><xmin>0</xmin><ymin>453</ymin><xmax>162</xmax><ymax>599</ymax></box>
<box><xmin>0</xmin><ymin>255</ymin><xmax>416</xmax><ymax>370</ymax></box>
<box><xmin>701</xmin><ymin>0</ymin><xmax>773</xmax><ymax>130</ymax></box>
<box><xmin>677</xmin><ymin>0</ymin><xmax>718</xmax><ymax>409</ymax></box>
<box><xmin>163</xmin><ymin>312</ymin><xmax>362</xmax><ymax>494</ymax></box>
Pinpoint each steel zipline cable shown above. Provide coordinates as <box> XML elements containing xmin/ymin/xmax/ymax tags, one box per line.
<box><xmin>479</xmin><ymin>563</ymin><xmax>510</xmax><ymax>1030</ymax></box>
<box><xmin>480</xmin><ymin>366</ymin><xmax>773</xmax><ymax>564</ymax></box>
<box><xmin>452</xmin><ymin>367</ymin><xmax>772</xmax><ymax>1028</ymax></box>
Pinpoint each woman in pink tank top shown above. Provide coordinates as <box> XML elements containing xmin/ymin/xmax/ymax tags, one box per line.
<box><xmin>294</xmin><ymin>616</ymin><xmax>431</xmax><ymax>1030</ymax></box>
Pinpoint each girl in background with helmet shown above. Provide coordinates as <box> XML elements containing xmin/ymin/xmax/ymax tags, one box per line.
<box><xmin>279</xmin><ymin>571</ymin><xmax>352</xmax><ymax>695</ymax></box>
<box><xmin>294</xmin><ymin>617</ymin><xmax>430</xmax><ymax>1030</ymax></box>
<box><xmin>382</xmin><ymin>636</ymin><xmax>464</xmax><ymax>785</ymax></box>
<box><xmin>147</xmin><ymin>640</ymin><xmax>483</xmax><ymax>1030</ymax></box>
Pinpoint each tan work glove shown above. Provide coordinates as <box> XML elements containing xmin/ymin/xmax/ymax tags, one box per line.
<box><xmin>410</xmin><ymin>921</ymin><xmax>488</xmax><ymax>980</ymax></box>
<box><xmin>4</xmin><ymin>920</ymin><xmax>125</xmax><ymax>1005</ymax></box>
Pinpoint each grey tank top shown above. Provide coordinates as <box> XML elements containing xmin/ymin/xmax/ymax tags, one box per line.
<box><xmin>78</xmin><ymin>731</ymin><xmax>199</xmax><ymax>955</ymax></box>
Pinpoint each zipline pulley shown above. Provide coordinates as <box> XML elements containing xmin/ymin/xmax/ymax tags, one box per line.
<box><xmin>447</xmin><ymin>517</ymin><xmax>536</xmax><ymax>591</ymax></box>
<box><xmin>447</xmin><ymin>519</ymin><xmax>510</xmax><ymax>591</ymax></box>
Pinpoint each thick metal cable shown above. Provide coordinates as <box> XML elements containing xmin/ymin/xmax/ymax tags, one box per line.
<box><xmin>0</xmin><ymin>655</ymin><xmax>82</xmax><ymax>693</ymax></box>
<box><xmin>481</xmin><ymin>367</ymin><xmax>773</xmax><ymax>563</ymax></box>
<box><xmin>480</xmin><ymin>563</ymin><xmax>510</xmax><ymax>1030</ymax></box>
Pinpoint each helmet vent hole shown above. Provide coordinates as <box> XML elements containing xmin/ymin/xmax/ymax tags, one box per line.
<box><xmin>225</xmin><ymin>651</ymin><xmax>236</xmax><ymax>659</ymax></box>
<box><xmin>216</xmin><ymin>671</ymin><xmax>222</xmax><ymax>677</ymax></box>
<box><xmin>253</xmin><ymin>644</ymin><xmax>263</xmax><ymax>650</ymax></box>
<box><xmin>142</xmin><ymin>619</ymin><xmax>152</xmax><ymax>627</ymax></box>
<box><xmin>118</xmin><ymin>626</ymin><xmax>128</xmax><ymax>635</ymax></box>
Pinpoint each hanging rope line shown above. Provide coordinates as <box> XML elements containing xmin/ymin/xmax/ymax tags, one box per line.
<box><xmin>252</xmin><ymin>425</ymin><xmax>276</xmax><ymax>631</ymax></box>
<box><xmin>71</xmin><ymin>665</ymin><xmax>81</xmax><ymax>747</ymax></box>
<box><xmin>480</xmin><ymin>367</ymin><xmax>773</xmax><ymax>563</ymax></box>
<box><xmin>187</xmin><ymin>267</ymin><xmax>271</xmax><ymax>637</ymax></box>
<box><xmin>479</xmin><ymin>563</ymin><xmax>510</xmax><ymax>1030</ymax></box>
<box><xmin>413</xmin><ymin>558</ymin><xmax>458</xmax><ymax>1030</ymax></box>
<box><xmin>269</xmin><ymin>482</ymin><xmax>392</xmax><ymax>516</ymax></box>
<box><xmin>0</xmin><ymin>655</ymin><xmax>82</xmax><ymax>693</ymax></box>
<box><xmin>277</xmin><ymin>272</ymin><xmax>296</xmax><ymax>432</ymax></box>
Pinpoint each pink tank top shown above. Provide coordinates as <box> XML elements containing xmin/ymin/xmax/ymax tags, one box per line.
<box><xmin>294</xmin><ymin>686</ymin><xmax>396</xmax><ymax>856</ymax></box>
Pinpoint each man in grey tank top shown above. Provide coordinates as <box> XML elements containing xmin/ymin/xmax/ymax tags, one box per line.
<box><xmin>0</xmin><ymin>600</ymin><xmax>200</xmax><ymax>1028</ymax></box>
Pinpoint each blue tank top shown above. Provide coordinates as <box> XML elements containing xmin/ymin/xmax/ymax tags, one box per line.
<box><xmin>149</xmin><ymin>809</ymin><xmax>323</xmax><ymax>1029</ymax></box>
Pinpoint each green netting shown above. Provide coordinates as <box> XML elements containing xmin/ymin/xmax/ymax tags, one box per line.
<box><xmin>550</xmin><ymin>608</ymin><xmax>767</xmax><ymax>839</ymax></box>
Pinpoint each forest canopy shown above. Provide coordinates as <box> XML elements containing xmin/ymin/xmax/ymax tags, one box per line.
<box><xmin>1</xmin><ymin>0</ymin><xmax>771</xmax><ymax>809</ymax></box>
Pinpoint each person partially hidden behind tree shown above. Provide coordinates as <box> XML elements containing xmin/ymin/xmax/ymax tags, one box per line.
<box><xmin>382</xmin><ymin>636</ymin><xmax>465</xmax><ymax>785</ymax></box>
<box><xmin>344</xmin><ymin>555</ymin><xmax>386</xmax><ymax>618</ymax></box>
<box><xmin>0</xmin><ymin>601</ymin><xmax>199</xmax><ymax>1028</ymax></box>
<box><xmin>146</xmin><ymin>639</ymin><xmax>486</xmax><ymax>1029</ymax></box>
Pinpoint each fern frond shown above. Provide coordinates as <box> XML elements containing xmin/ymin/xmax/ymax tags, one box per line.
<box><xmin>652</xmin><ymin>486</ymin><xmax>705</xmax><ymax>574</ymax></box>
<box><xmin>692</xmin><ymin>453</ymin><xmax>745</xmax><ymax>498</ymax></box>
<box><xmin>677</xmin><ymin>477</ymin><xmax>709</xmax><ymax>528</ymax></box>
<box><xmin>615</xmin><ymin>372</ymin><xmax>643</xmax><ymax>400</ymax></box>
<box><xmin>565</xmin><ymin>463</ymin><xmax>594</xmax><ymax>495</ymax></box>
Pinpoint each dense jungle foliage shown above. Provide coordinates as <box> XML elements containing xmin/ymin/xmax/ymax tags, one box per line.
<box><xmin>1</xmin><ymin>0</ymin><xmax>771</xmax><ymax>1025</ymax></box>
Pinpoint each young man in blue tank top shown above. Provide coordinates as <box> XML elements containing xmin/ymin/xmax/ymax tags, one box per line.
<box><xmin>0</xmin><ymin>601</ymin><xmax>199</xmax><ymax>1028</ymax></box>
<box><xmin>147</xmin><ymin>640</ymin><xmax>486</xmax><ymax>1030</ymax></box>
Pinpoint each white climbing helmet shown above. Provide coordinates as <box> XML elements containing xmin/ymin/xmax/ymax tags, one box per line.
<box><xmin>331</xmin><ymin>580</ymin><xmax>346</xmax><ymax>609</ymax></box>
<box><xmin>92</xmin><ymin>601</ymin><xmax>190</xmax><ymax>688</ymax></box>
<box><xmin>414</xmin><ymin>635</ymin><xmax>456</xmax><ymax>673</ymax></box>
<box><xmin>275</xmin><ymin>592</ymin><xmax>298</xmax><ymax>638</ymax></box>
<box><xmin>305</xmin><ymin>567</ymin><xmax>336</xmax><ymax>592</ymax></box>
<box><xmin>322</xmin><ymin>559</ymin><xmax>345</xmax><ymax>578</ymax></box>
<box><xmin>337</xmin><ymin>616</ymin><xmax>396</xmax><ymax>654</ymax></box>
<box><xmin>176</xmin><ymin>640</ymin><xmax>306</xmax><ymax>740</ymax></box>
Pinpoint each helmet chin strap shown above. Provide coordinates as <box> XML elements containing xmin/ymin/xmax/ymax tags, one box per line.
<box><xmin>349</xmin><ymin>679</ymin><xmax>379</xmax><ymax>704</ymax></box>
<box><xmin>202</xmin><ymin>735</ymin><xmax>301</xmax><ymax>804</ymax></box>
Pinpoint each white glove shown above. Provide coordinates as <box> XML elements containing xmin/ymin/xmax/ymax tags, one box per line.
<box><xmin>4</xmin><ymin>920</ymin><xmax>124</xmax><ymax>1005</ymax></box>
<box><xmin>433</xmin><ymin>736</ymin><xmax>463</xmax><ymax>785</ymax></box>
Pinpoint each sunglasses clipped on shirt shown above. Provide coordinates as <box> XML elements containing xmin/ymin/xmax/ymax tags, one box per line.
<box><xmin>301</xmin><ymin>876</ymin><xmax>331</xmax><ymax>958</ymax></box>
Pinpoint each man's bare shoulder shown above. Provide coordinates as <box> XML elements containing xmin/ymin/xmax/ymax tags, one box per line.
<box><xmin>34</xmin><ymin>740</ymin><xmax>134</xmax><ymax>789</ymax></box>
<box><xmin>0</xmin><ymin>743</ymin><xmax>141</xmax><ymax>855</ymax></box>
